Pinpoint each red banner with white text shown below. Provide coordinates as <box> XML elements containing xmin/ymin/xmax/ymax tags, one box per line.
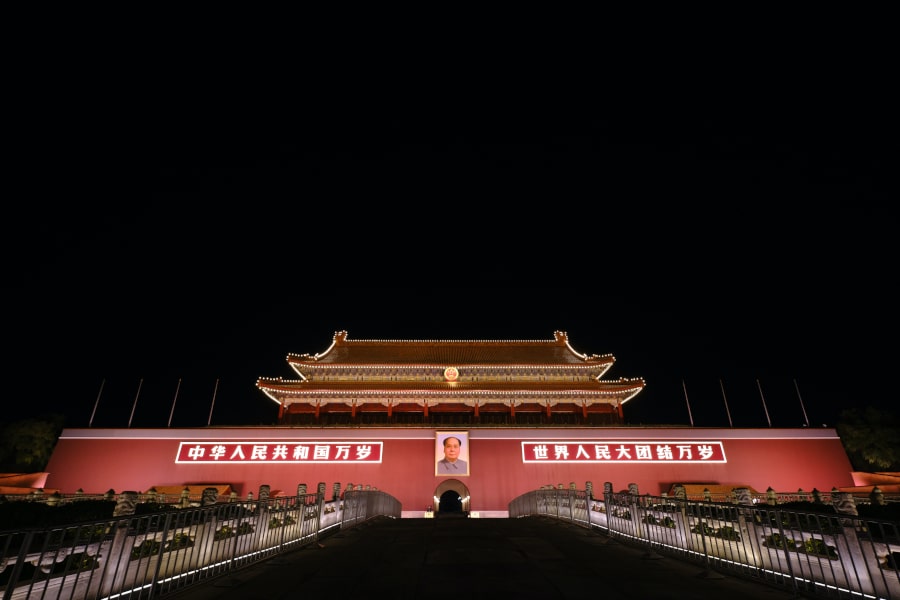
<box><xmin>521</xmin><ymin>441</ymin><xmax>726</xmax><ymax>463</ymax></box>
<box><xmin>176</xmin><ymin>441</ymin><xmax>383</xmax><ymax>463</ymax></box>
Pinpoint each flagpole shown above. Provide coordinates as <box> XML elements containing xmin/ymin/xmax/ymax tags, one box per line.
<box><xmin>168</xmin><ymin>378</ymin><xmax>182</xmax><ymax>428</ymax></box>
<box><xmin>89</xmin><ymin>378</ymin><xmax>105</xmax><ymax>427</ymax></box>
<box><xmin>756</xmin><ymin>379</ymin><xmax>772</xmax><ymax>427</ymax></box>
<box><xmin>794</xmin><ymin>378</ymin><xmax>810</xmax><ymax>427</ymax></box>
<box><xmin>128</xmin><ymin>378</ymin><xmax>143</xmax><ymax>428</ymax></box>
<box><xmin>719</xmin><ymin>379</ymin><xmax>733</xmax><ymax>427</ymax></box>
<box><xmin>207</xmin><ymin>379</ymin><xmax>219</xmax><ymax>426</ymax></box>
<box><xmin>682</xmin><ymin>379</ymin><xmax>694</xmax><ymax>426</ymax></box>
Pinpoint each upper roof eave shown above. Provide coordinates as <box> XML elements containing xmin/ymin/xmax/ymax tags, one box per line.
<box><xmin>285</xmin><ymin>330</ymin><xmax>616</xmax><ymax>366</ymax></box>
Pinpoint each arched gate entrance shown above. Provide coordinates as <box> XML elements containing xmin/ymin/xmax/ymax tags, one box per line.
<box><xmin>433</xmin><ymin>479</ymin><xmax>470</xmax><ymax>515</ymax></box>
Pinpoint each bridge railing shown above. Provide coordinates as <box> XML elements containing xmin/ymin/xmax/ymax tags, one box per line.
<box><xmin>0</xmin><ymin>490</ymin><xmax>400</xmax><ymax>600</ymax></box>
<box><xmin>510</xmin><ymin>487</ymin><xmax>900</xmax><ymax>600</ymax></box>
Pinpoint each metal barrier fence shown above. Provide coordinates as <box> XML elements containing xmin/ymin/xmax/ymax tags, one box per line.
<box><xmin>0</xmin><ymin>490</ymin><xmax>401</xmax><ymax>600</ymax></box>
<box><xmin>509</xmin><ymin>488</ymin><xmax>900</xmax><ymax>600</ymax></box>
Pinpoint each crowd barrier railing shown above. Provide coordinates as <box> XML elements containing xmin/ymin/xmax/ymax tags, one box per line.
<box><xmin>0</xmin><ymin>489</ymin><xmax>401</xmax><ymax>600</ymax></box>
<box><xmin>509</xmin><ymin>487</ymin><xmax>900</xmax><ymax>600</ymax></box>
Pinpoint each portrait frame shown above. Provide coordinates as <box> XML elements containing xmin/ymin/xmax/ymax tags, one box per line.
<box><xmin>435</xmin><ymin>430</ymin><xmax>470</xmax><ymax>477</ymax></box>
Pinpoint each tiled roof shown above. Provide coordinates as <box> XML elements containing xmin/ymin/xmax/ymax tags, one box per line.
<box><xmin>149</xmin><ymin>485</ymin><xmax>235</xmax><ymax>498</ymax></box>
<box><xmin>259</xmin><ymin>331</ymin><xmax>646</xmax><ymax>407</ymax></box>
<box><xmin>287</xmin><ymin>330</ymin><xmax>614</xmax><ymax>366</ymax></box>
<box><xmin>673</xmin><ymin>484</ymin><xmax>762</xmax><ymax>496</ymax></box>
<box><xmin>257</xmin><ymin>380</ymin><xmax>645</xmax><ymax>395</ymax></box>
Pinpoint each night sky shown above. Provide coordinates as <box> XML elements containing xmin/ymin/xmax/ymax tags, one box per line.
<box><xmin>6</xmin><ymin>109</ymin><xmax>893</xmax><ymax>431</ymax></box>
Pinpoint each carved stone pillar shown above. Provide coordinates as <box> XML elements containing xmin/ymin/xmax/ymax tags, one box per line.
<box><xmin>202</xmin><ymin>487</ymin><xmax>218</xmax><ymax>506</ymax></box>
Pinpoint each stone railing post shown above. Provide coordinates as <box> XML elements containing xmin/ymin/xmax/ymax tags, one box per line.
<box><xmin>94</xmin><ymin>491</ymin><xmax>138</xmax><ymax>598</ymax></box>
<box><xmin>603</xmin><ymin>481</ymin><xmax>613</xmax><ymax>501</ymax></box>
<box><xmin>733</xmin><ymin>487</ymin><xmax>753</xmax><ymax>506</ymax></box>
<box><xmin>829</xmin><ymin>495</ymin><xmax>883</xmax><ymax>598</ymax></box>
<box><xmin>202</xmin><ymin>487</ymin><xmax>218</xmax><ymax>506</ymax></box>
<box><xmin>671</xmin><ymin>484</ymin><xmax>689</xmax><ymax>543</ymax></box>
<box><xmin>732</xmin><ymin>487</ymin><xmax>756</xmax><ymax>525</ymax></box>
<box><xmin>595</xmin><ymin>482</ymin><xmax>614</xmax><ymax>529</ymax></box>
<box><xmin>832</xmin><ymin>490</ymin><xmax>858</xmax><ymax>523</ymax></box>
<box><xmin>315</xmin><ymin>490</ymin><xmax>326</xmax><ymax>540</ymax></box>
<box><xmin>192</xmin><ymin>490</ymin><xmax>220</xmax><ymax>570</ymax></box>
<box><xmin>870</xmin><ymin>486</ymin><xmax>884</xmax><ymax>506</ymax></box>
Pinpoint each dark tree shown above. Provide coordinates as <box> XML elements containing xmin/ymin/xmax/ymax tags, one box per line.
<box><xmin>836</xmin><ymin>406</ymin><xmax>900</xmax><ymax>471</ymax></box>
<box><xmin>0</xmin><ymin>415</ymin><xmax>66</xmax><ymax>472</ymax></box>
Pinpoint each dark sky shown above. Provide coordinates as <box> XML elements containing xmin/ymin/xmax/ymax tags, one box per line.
<box><xmin>6</xmin><ymin>109</ymin><xmax>894</xmax><ymax>431</ymax></box>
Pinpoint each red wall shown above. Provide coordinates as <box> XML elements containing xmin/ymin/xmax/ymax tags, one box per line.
<box><xmin>45</xmin><ymin>427</ymin><xmax>855</xmax><ymax>514</ymax></box>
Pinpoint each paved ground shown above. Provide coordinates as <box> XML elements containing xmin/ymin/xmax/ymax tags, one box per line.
<box><xmin>166</xmin><ymin>515</ymin><xmax>806</xmax><ymax>600</ymax></box>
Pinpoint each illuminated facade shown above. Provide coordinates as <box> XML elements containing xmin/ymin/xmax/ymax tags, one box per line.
<box><xmin>256</xmin><ymin>330</ymin><xmax>646</xmax><ymax>426</ymax></box>
<box><xmin>44</xmin><ymin>331</ymin><xmax>857</xmax><ymax>517</ymax></box>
